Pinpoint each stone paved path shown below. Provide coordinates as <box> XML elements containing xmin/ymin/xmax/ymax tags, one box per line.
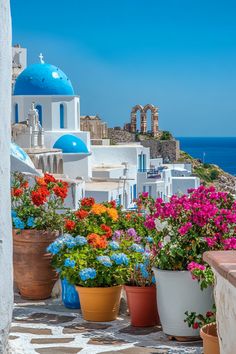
<box><xmin>9</xmin><ymin>293</ymin><xmax>203</xmax><ymax>354</ymax></box>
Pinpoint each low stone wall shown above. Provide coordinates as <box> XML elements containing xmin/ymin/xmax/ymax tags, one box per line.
<box><xmin>140</xmin><ymin>139</ymin><xmax>180</xmax><ymax>162</ymax></box>
<box><xmin>108</xmin><ymin>128</ymin><xmax>136</xmax><ymax>145</ymax></box>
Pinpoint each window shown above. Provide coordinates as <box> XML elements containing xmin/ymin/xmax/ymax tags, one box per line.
<box><xmin>133</xmin><ymin>184</ymin><xmax>137</xmax><ymax>199</ymax></box>
<box><xmin>142</xmin><ymin>154</ymin><xmax>147</xmax><ymax>171</ymax></box>
<box><xmin>36</xmin><ymin>105</ymin><xmax>42</xmax><ymax>126</ymax></box>
<box><xmin>60</xmin><ymin>104</ymin><xmax>65</xmax><ymax>128</ymax></box>
<box><xmin>143</xmin><ymin>185</ymin><xmax>146</xmax><ymax>192</ymax></box>
<box><xmin>130</xmin><ymin>186</ymin><xmax>133</xmax><ymax>203</ymax></box>
<box><xmin>138</xmin><ymin>154</ymin><xmax>143</xmax><ymax>171</ymax></box>
<box><xmin>15</xmin><ymin>103</ymin><xmax>19</xmax><ymax>123</ymax></box>
<box><xmin>148</xmin><ymin>185</ymin><xmax>152</xmax><ymax>196</ymax></box>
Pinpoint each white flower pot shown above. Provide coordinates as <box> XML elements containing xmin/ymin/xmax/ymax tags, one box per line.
<box><xmin>153</xmin><ymin>268</ymin><xmax>214</xmax><ymax>337</ymax></box>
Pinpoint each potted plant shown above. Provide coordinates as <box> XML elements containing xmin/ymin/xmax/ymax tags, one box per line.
<box><xmin>185</xmin><ymin>308</ymin><xmax>220</xmax><ymax>354</ymax></box>
<box><xmin>117</xmin><ymin>229</ymin><xmax>159</xmax><ymax>327</ymax></box>
<box><xmin>12</xmin><ymin>172</ymin><xmax>68</xmax><ymax>300</ymax></box>
<box><xmin>48</xmin><ymin>233</ymin><xmax>130</xmax><ymax>321</ymax></box>
<box><xmin>141</xmin><ymin>186</ymin><xmax>236</xmax><ymax>339</ymax></box>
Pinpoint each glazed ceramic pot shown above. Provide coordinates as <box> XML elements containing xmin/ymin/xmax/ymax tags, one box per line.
<box><xmin>76</xmin><ymin>285</ymin><xmax>122</xmax><ymax>321</ymax></box>
<box><xmin>125</xmin><ymin>285</ymin><xmax>159</xmax><ymax>327</ymax></box>
<box><xmin>61</xmin><ymin>278</ymin><xmax>80</xmax><ymax>309</ymax></box>
<box><xmin>200</xmin><ymin>323</ymin><xmax>220</xmax><ymax>354</ymax></box>
<box><xmin>153</xmin><ymin>268</ymin><xmax>214</xmax><ymax>338</ymax></box>
<box><xmin>13</xmin><ymin>229</ymin><xmax>58</xmax><ymax>300</ymax></box>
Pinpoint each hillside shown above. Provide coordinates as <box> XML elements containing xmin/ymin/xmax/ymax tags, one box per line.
<box><xmin>177</xmin><ymin>151</ymin><xmax>236</xmax><ymax>194</ymax></box>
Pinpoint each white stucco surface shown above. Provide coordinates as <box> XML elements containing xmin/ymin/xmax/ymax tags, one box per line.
<box><xmin>0</xmin><ymin>0</ymin><xmax>13</xmax><ymax>352</ymax></box>
<box><xmin>213</xmin><ymin>270</ymin><xmax>236</xmax><ymax>354</ymax></box>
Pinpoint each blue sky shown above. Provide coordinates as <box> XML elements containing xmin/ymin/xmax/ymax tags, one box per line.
<box><xmin>11</xmin><ymin>0</ymin><xmax>236</xmax><ymax>136</ymax></box>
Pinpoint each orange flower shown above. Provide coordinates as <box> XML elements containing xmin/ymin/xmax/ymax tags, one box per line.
<box><xmin>88</xmin><ymin>233</ymin><xmax>108</xmax><ymax>249</ymax></box>
<box><xmin>91</xmin><ymin>204</ymin><xmax>107</xmax><ymax>215</ymax></box>
<box><xmin>126</xmin><ymin>213</ymin><xmax>131</xmax><ymax>220</ymax></box>
<box><xmin>21</xmin><ymin>181</ymin><xmax>29</xmax><ymax>189</ymax></box>
<box><xmin>107</xmin><ymin>208</ymin><xmax>118</xmax><ymax>221</ymax></box>
<box><xmin>44</xmin><ymin>173</ymin><xmax>56</xmax><ymax>184</ymax></box>
<box><xmin>36</xmin><ymin>177</ymin><xmax>47</xmax><ymax>186</ymax></box>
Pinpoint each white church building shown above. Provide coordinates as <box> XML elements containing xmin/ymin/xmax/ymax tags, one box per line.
<box><xmin>11</xmin><ymin>50</ymin><xmax>200</xmax><ymax>209</ymax></box>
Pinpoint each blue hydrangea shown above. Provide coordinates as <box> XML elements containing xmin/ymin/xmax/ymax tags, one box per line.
<box><xmin>64</xmin><ymin>258</ymin><xmax>76</xmax><ymax>268</ymax></box>
<box><xmin>146</xmin><ymin>236</ymin><xmax>154</xmax><ymax>243</ymax></box>
<box><xmin>13</xmin><ymin>217</ymin><xmax>25</xmax><ymax>230</ymax></box>
<box><xmin>75</xmin><ymin>235</ymin><xmax>87</xmax><ymax>246</ymax></box>
<box><xmin>129</xmin><ymin>243</ymin><xmax>144</xmax><ymax>253</ymax></box>
<box><xmin>109</xmin><ymin>241</ymin><xmax>120</xmax><ymax>250</ymax></box>
<box><xmin>47</xmin><ymin>241</ymin><xmax>62</xmax><ymax>255</ymax></box>
<box><xmin>79</xmin><ymin>268</ymin><xmax>97</xmax><ymax>281</ymax></box>
<box><xmin>26</xmin><ymin>217</ymin><xmax>35</xmax><ymax>228</ymax></box>
<box><xmin>111</xmin><ymin>253</ymin><xmax>129</xmax><ymax>266</ymax></box>
<box><xmin>136</xmin><ymin>263</ymin><xmax>149</xmax><ymax>279</ymax></box>
<box><xmin>97</xmin><ymin>256</ymin><xmax>112</xmax><ymax>267</ymax></box>
<box><xmin>11</xmin><ymin>210</ymin><xmax>17</xmax><ymax>218</ymax></box>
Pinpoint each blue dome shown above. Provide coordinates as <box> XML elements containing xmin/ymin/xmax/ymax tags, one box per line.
<box><xmin>14</xmin><ymin>63</ymin><xmax>74</xmax><ymax>96</ymax></box>
<box><xmin>53</xmin><ymin>135</ymin><xmax>89</xmax><ymax>154</ymax></box>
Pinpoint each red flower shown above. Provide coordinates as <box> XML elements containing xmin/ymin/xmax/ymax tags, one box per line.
<box><xmin>101</xmin><ymin>224</ymin><xmax>112</xmax><ymax>238</ymax></box>
<box><xmin>12</xmin><ymin>188</ymin><xmax>23</xmax><ymax>197</ymax></box>
<box><xmin>21</xmin><ymin>181</ymin><xmax>29</xmax><ymax>189</ymax></box>
<box><xmin>193</xmin><ymin>322</ymin><xmax>199</xmax><ymax>329</ymax></box>
<box><xmin>44</xmin><ymin>173</ymin><xmax>56</xmax><ymax>184</ymax></box>
<box><xmin>109</xmin><ymin>200</ymin><xmax>116</xmax><ymax>208</ymax></box>
<box><xmin>31</xmin><ymin>191</ymin><xmax>47</xmax><ymax>206</ymax></box>
<box><xmin>64</xmin><ymin>219</ymin><xmax>76</xmax><ymax>231</ymax></box>
<box><xmin>75</xmin><ymin>209</ymin><xmax>89</xmax><ymax>219</ymax></box>
<box><xmin>81</xmin><ymin>197</ymin><xmax>95</xmax><ymax>207</ymax></box>
<box><xmin>206</xmin><ymin>311</ymin><xmax>214</xmax><ymax>318</ymax></box>
<box><xmin>53</xmin><ymin>183</ymin><xmax>68</xmax><ymax>199</ymax></box>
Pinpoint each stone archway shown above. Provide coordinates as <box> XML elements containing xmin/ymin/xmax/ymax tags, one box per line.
<box><xmin>143</xmin><ymin>104</ymin><xmax>159</xmax><ymax>137</ymax></box>
<box><xmin>130</xmin><ymin>104</ymin><xmax>159</xmax><ymax>136</ymax></box>
<box><xmin>130</xmin><ymin>105</ymin><xmax>143</xmax><ymax>133</ymax></box>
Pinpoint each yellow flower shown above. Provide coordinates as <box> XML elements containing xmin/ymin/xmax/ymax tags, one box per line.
<box><xmin>107</xmin><ymin>208</ymin><xmax>118</xmax><ymax>221</ymax></box>
<box><xmin>91</xmin><ymin>204</ymin><xmax>107</xmax><ymax>215</ymax></box>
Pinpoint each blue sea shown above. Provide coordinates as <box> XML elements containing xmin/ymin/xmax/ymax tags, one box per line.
<box><xmin>177</xmin><ymin>137</ymin><xmax>236</xmax><ymax>176</ymax></box>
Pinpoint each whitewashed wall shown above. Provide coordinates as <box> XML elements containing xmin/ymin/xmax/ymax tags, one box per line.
<box><xmin>0</xmin><ymin>0</ymin><xmax>13</xmax><ymax>351</ymax></box>
<box><xmin>213</xmin><ymin>270</ymin><xmax>236</xmax><ymax>354</ymax></box>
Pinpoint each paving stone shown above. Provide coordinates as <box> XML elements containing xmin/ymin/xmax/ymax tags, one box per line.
<box><xmin>31</xmin><ymin>337</ymin><xmax>74</xmax><ymax>344</ymax></box>
<box><xmin>88</xmin><ymin>336</ymin><xmax>127</xmax><ymax>345</ymax></box>
<box><xmin>119</xmin><ymin>325</ymin><xmax>162</xmax><ymax>335</ymax></box>
<box><xmin>9</xmin><ymin>335</ymin><xmax>19</xmax><ymax>340</ymax></box>
<box><xmin>63</xmin><ymin>322</ymin><xmax>111</xmax><ymax>334</ymax></box>
<box><xmin>100</xmin><ymin>347</ymin><xmax>168</xmax><ymax>354</ymax></box>
<box><xmin>10</xmin><ymin>326</ymin><xmax>52</xmax><ymax>335</ymax></box>
<box><xmin>15</xmin><ymin>312</ymin><xmax>75</xmax><ymax>324</ymax></box>
<box><xmin>35</xmin><ymin>347</ymin><xmax>82</xmax><ymax>354</ymax></box>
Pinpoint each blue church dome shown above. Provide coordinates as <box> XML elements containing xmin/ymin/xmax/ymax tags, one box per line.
<box><xmin>14</xmin><ymin>61</ymin><xmax>75</xmax><ymax>96</ymax></box>
<box><xmin>53</xmin><ymin>135</ymin><xmax>89</xmax><ymax>154</ymax></box>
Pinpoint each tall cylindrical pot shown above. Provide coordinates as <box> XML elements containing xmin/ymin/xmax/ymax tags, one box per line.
<box><xmin>13</xmin><ymin>229</ymin><xmax>58</xmax><ymax>300</ymax></box>
<box><xmin>76</xmin><ymin>285</ymin><xmax>122</xmax><ymax>322</ymax></box>
<box><xmin>200</xmin><ymin>323</ymin><xmax>220</xmax><ymax>354</ymax></box>
<box><xmin>125</xmin><ymin>286</ymin><xmax>159</xmax><ymax>327</ymax></box>
<box><xmin>153</xmin><ymin>268</ymin><xmax>214</xmax><ymax>337</ymax></box>
<box><xmin>61</xmin><ymin>278</ymin><xmax>80</xmax><ymax>309</ymax></box>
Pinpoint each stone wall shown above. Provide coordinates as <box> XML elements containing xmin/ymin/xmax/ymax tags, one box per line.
<box><xmin>108</xmin><ymin>128</ymin><xmax>136</xmax><ymax>145</ymax></box>
<box><xmin>140</xmin><ymin>139</ymin><xmax>180</xmax><ymax>162</ymax></box>
<box><xmin>0</xmin><ymin>1</ymin><xmax>13</xmax><ymax>352</ymax></box>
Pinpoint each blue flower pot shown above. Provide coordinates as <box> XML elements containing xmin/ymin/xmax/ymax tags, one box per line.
<box><xmin>61</xmin><ymin>278</ymin><xmax>80</xmax><ymax>309</ymax></box>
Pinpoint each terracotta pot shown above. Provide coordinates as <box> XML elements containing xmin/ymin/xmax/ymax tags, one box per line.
<box><xmin>125</xmin><ymin>285</ymin><xmax>159</xmax><ymax>327</ymax></box>
<box><xmin>200</xmin><ymin>323</ymin><xmax>220</xmax><ymax>354</ymax></box>
<box><xmin>76</xmin><ymin>285</ymin><xmax>122</xmax><ymax>321</ymax></box>
<box><xmin>13</xmin><ymin>229</ymin><xmax>58</xmax><ymax>300</ymax></box>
